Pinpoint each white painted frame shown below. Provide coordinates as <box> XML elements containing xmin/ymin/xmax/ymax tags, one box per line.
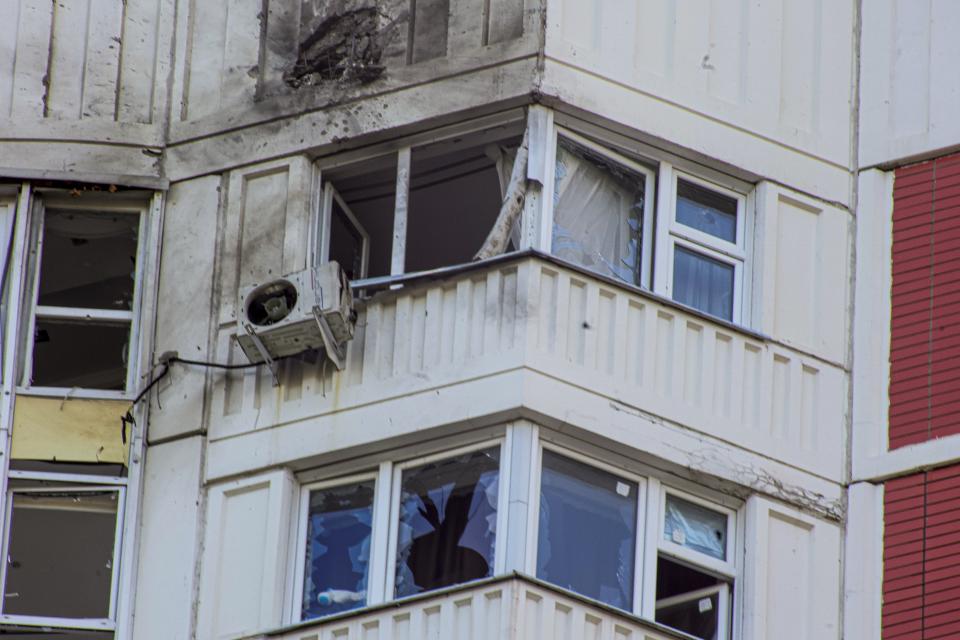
<box><xmin>291</xmin><ymin>471</ymin><xmax>379</xmax><ymax>623</ymax></box>
<box><xmin>655</xmin><ymin>167</ymin><xmax>751</xmax><ymax>324</ymax></box>
<box><xmin>383</xmin><ymin>438</ymin><xmax>509</xmax><ymax>600</ymax></box>
<box><xmin>653</xmin><ymin>485</ymin><xmax>737</xmax><ymax>640</ymax></box>
<box><xmin>17</xmin><ymin>197</ymin><xmax>150</xmax><ymax>399</ymax></box>
<box><xmin>527</xmin><ymin>441</ymin><xmax>649</xmax><ymax>616</ymax></box>
<box><xmin>317</xmin><ymin>183</ymin><xmax>371</xmax><ymax>279</ymax></box>
<box><xmin>552</xmin><ymin>126</ymin><xmax>658</xmax><ymax>289</ymax></box>
<box><xmin>0</xmin><ymin>482</ymin><xmax>126</xmax><ymax>631</ymax></box>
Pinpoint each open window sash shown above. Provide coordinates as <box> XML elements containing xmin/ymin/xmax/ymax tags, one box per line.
<box><xmin>319</xmin><ymin>183</ymin><xmax>370</xmax><ymax>281</ymax></box>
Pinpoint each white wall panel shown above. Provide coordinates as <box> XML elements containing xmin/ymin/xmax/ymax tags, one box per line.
<box><xmin>544</xmin><ymin>0</ymin><xmax>854</xmax><ymax>167</ymax></box>
<box><xmin>742</xmin><ymin>496</ymin><xmax>841</xmax><ymax>640</ymax></box>
<box><xmin>0</xmin><ymin>0</ymin><xmax>171</xmax><ymax>123</ymax></box>
<box><xmin>860</xmin><ymin>0</ymin><xmax>960</xmax><ymax>166</ymax></box>
<box><xmin>132</xmin><ymin>437</ymin><xmax>204</xmax><ymax>640</ymax></box>
<box><xmin>150</xmin><ymin>176</ymin><xmax>222</xmax><ymax>441</ymax></box>
<box><xmin>197</xmin><ymin>469</ymin><xmax>296</xmax><ymax>640</ymax></box>
<box><xmin>758</xmin><ymin>183</ymin><xmax>851</xmax><ymax>364</ymax></box>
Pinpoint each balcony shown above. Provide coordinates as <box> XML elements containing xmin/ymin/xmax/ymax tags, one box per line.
<box><xmin>253</xmin><ymin>574</ymin><xmax>692</xmax><ymax>640</ymax></box>
<box><xmin>202</xmin><ymin>252</ymin><xmax>845</xmax><ymax>485</ymax></box>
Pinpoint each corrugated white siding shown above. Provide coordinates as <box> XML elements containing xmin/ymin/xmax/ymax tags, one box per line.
<box><xmin>0</xmin><ymin>0</ymin><xmax>173</xmax><ymax>123</ymax></box>
<box><xmin>199</xmin><ymin>256</ymin><xmax>845</xmax><ymax>480</ymax></box>
<box><xmin>860</xmin><ymin>0</ymin><xmax>960</xmax><ymax>167</ymax></box>
<box><xmin>543</xmin><ymin>0</ymin><xmax>854</xmax><ymax>167</ymax></box>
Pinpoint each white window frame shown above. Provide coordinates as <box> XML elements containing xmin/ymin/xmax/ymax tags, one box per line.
<box><xmin>656</xmin><ymin>168</ymin><xmax>751</xmax><ymax>324</ymax></box>
<box><xmin>18</xmin><ymin>196</ymin><xmax>149</xmax><ymax>400</ymax></box>
<box><xmin>0</xmin><ymin>479</ymin><xmax>126</xmax><ymax>632</ymax></box>
<box><xmin>316</xmin><ymin>183</ymin><xmax>371</xmax><ymax>280</ymax></box>
<box><xmin>528</xmin><ymin>441</ymin><xmax>648</xmax><ymax>615</ymax></box>
<box><xmin>653</xmin><ymin>485</ymin><xmax>738</xmax><ymax>640</ymax></box>
<box><xmin>291</xmin><ymin>471</ymin><xmax>380</xmax><ymax>623</ymax></box>
<box><xmin>384</xmin><ymin>438</ymin><xmax>509</xmax><ymax>600</ymax></box>
<box><xmin>551</xmin><ymin>126</ymin><xmax>658</xmax><ymax>290</ymax></box>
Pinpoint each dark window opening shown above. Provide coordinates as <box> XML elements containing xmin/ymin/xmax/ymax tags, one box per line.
<box><xmin>37</xmin><ymin>210</ymin><xmax>139</xmax><ymax>310</ymax></box>
<box><xmin>394</xmin><ymin>448</ymin><xmax>499</xmax><ymax>597</ymax></box>
<box><xmin>302</xmin><ymin>481</ymin><xmax>375</xmax><ymax>620</ymax></box>
<box><xmin>328</xmin><ymin>197</ymin><xmax>367</xmax><ymax>281</ymax></box>
<box><xmin>31</xmin><ymin>319</ymin><xmax>129</xmax><ymax>390</ymax></box>
<box><xmin>325</xmin><ymin>156</ymin><xmax>397</xmax><ymax>279</ymax></box>
<box><xmin>3</xmin><ymin>488</ymin><xmax>118</xmax><ymax>620</ymax></box>
<box><xmin>655</xmin><ymin>556</ymin><xmax>727</xmax><ymax>640</ymax></box>
<box><xmin>536</xmin><ymin>450</ymin><xmax>638</xmax><ymax>610</ymax></box>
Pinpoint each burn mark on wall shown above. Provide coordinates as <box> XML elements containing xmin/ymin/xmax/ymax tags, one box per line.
<box><xmin>284</xmin><ymin>2</ymin><xmax>408</xmax><ymax>89</ymax></box>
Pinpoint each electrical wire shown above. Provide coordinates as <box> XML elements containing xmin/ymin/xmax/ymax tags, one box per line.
<box><xmin>120</xmin><ymin>353</ymin><xmax>289</xmax><ymax>443</ymax></box>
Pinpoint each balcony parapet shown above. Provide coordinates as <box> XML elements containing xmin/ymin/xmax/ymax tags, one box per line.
<box><xmin>204</xmin><ymin>252</ymin><xmax>845</xmax><ymax>483</ymax></box>
<box><xmin>250</xmin><ymin>573</ymin><xmax>695</xmax><ymax>640</ymax></box>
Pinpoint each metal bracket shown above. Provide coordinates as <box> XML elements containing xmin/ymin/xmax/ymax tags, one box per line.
<box><xmin>312</xmin><ymin>307</ymin><xmax>346</xmax><ymax>370</ymax></box>
<box><xmin>242</xmin><ymin>322</ymin><xmax>280</xmax><ymax>387</ymax></box>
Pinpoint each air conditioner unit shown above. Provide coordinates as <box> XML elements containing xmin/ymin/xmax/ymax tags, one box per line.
<box><xmin>235</xmin><ymin>262</ymin><xmax>355</xmax><ymax>375</ymax></box>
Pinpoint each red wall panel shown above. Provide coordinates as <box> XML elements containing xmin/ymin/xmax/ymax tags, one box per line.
<box><xmin>883</xmin><ymin>466</ymin><xmax>960</xmax><ymax>639</ymax></box>
<box><xmin>890</xmin><ymin>151</ymin><xmax>960</xmax><ymax>448</ymax></box>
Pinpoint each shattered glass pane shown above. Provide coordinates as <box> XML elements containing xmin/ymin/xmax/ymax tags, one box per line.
<box><xmin>395</xmin><ymin>448</ymin><xmax>500</xmax><ymax>597</ymax></box>
<box><xmin>537</xmin><ymin>450</ymin><xmax>637</xmax><ymax>610</ymax></box>
<box><xmin>676</xmin><ymin>179</ymin><xmax>737</xmax><ymax>243</ymax></box>
<box><xmin>672</xmin><ymin>246</ymin><xmax>734</xmax><ymax>321</ymax></box>
<box><xmin>4</xmin><ymin>490</ymin><xmax>118</xmax><ymax>619</ymax></box>
<box><xmin>663</xmin><ymin>495</ymin><xmax>728</xmax><ymax>560</ymax></box>
<box><xmin>302</xmin><ymin>481</ymin><xmax>375</xmax><ymax>620</ymax></box>
<box><xmin>38</xmin><ymin>209</ymin><xmax>139</xmax><ymax>310</ymax></box>
<box><xmin>552</xmin><ymin>139</ymin><xmax>645</xmax><ymax>286</ymax></box>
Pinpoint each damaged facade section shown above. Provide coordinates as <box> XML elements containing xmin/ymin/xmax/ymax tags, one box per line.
<box><xmin>284</xmin><ymin>3</ymin><xmax>407</xmax><ymax>88</ymax></box>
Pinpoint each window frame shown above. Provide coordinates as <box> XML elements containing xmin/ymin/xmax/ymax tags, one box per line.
<box><xmin>18</xmin><ymin>196</ymin><xmax>150</xmax><ymax>399</ymax></box>
<box><xmin>316</xmin><ymin>183</ymin><xmax>371</xmax><ymax>280</ymax></box>
<box><xmin>0</xmin><ymin>479</ymin><xmax>126</xmax><ymax>632</ymax></box>
<box><xmin>292</xmin><ymin>471</ymin><xmax>380</xmax><ymax>623</ymax></box>
<box><xmin>657</xmin><ymin>169</ymin><xmax>751</xmax><ymax>324</ymax></box>
<box><xmin>653</xmin><ymin>485</ymin><xmax>738</xmax><ymax>640</ymax></box>
<box><xmin>384</xmin><ymin>438</ymin><xmax>509</xmax><ymax>600</ymax></box>
<box><xmin>529</xmin><ymin>441</ymin><xmax>648</xmax><ymax>615</ymax></box>
<box><xmin>551</xmin><ymin>126</ymin><xmax>658</xmax><ymax>289</ymax></box>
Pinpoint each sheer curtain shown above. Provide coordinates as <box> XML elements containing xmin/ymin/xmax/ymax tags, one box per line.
<box><xmin>551</xmin><ymin>142</ymin><xmax>645</xmax><ymax>286</ymax></box>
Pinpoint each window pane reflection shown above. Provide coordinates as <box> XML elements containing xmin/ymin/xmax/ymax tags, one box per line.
<box><xmin>536</xmin><ymin>451</ymin><xmax>637</xmax><ymax>610</ymax></box>
<box><xmin>676</xmin><ymin>180</ymin><xmax>737</xmax><ymax>243</ymax></box>
<box><xmin>395</xmin><ymin>448</ymin><xmax>499</xmax><ymax>597</ymax></box>
<box><xmin>672</xmin><ymin>246</ymin><xmax>734</xmax><ymax>321</ymax></box>
<box><xmin>302</xmin><ymin>481</ymin><xmax>375</xmax><ymax>619</ymax></box>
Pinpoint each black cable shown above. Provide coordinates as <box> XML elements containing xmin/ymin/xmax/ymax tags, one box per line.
<box><xmin>121</xmin><ymin>353</ymin><xmax>293</xmax><ymax>443</ymax></box>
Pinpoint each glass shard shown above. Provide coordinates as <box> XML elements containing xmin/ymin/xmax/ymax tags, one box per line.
<box><xmin>395</xmin><ymin>448</ymin><xmax>500</xmax><ymax>597</ymax></box>
<box><xmin>302</xmin><ymin>480</ymin><xmax>375</xmax><ymax>620</ymax></box>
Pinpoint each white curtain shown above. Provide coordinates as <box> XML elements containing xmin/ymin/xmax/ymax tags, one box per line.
<box><xmin>551</xmin><ymin>143</ymin><xmax>644</xmax><ymax>285</ymax></box>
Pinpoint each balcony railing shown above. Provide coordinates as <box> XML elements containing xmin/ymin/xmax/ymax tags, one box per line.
<box><xmin>252</xmin><ymin>574</ymin><xmax>690</xmax><ymax>640</ymax></box>
<box><xmin>208</xmin><ymin>252</ymin><xmax>845</xmax><ymax>481</ymax></box>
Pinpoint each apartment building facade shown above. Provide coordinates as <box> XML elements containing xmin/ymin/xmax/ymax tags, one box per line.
<box><xmin>0</xmin><ymin>1</ymin><xmax>954</xmax><ymax>639</ymax></box>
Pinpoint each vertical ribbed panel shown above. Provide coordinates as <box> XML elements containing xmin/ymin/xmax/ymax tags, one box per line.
<box><xmin>889</xmin><ymin>151</ymin><xmax>960</xmax><ymax>448</ymax></box>
<box><xmin>884</xmin><ymin>466</ymin><xmax>960</xmax><ymax>639</ymax></box>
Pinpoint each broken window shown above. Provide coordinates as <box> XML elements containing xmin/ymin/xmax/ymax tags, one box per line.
<box><xmin>1</xmin><ymin>481</ymin><xmax>122</xmax><ymax>626</ymax></box>
<box><xmin>317</xmin><ymin>124</ymin><xmax>523</xmax><ymax>282</ymax></box>
<box><xmin>536</xmin><ymin>450</ymin><xmax>638</xmax><ymax>611</ymax></box>
<box><xmin>656</xmin><ymin>491</ymin><xmax>734</xmax><ymax>640</ymax></box>
<box><xmin>394</xmin><ymin>447</ymin><xmax>499</xmax><ymax>597</ymax></box>
<box><xmin>23</xmin><ymin>203</ymin><xmax>143</xmax><ymax>392</ymax></box>
<box><xmin>552</xmin><ymin>136</ymin><xmax>652</xmax><ymax>287</ymax></box>
<box><xmin>667</xmin><ymin>176</ymin><xmax>746</xmax><ymax>322</ymax></box>
<box><xmin>301</xmin><ymin>479</ymin><xmax>375</xmax><ymax>620</ymax></box>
